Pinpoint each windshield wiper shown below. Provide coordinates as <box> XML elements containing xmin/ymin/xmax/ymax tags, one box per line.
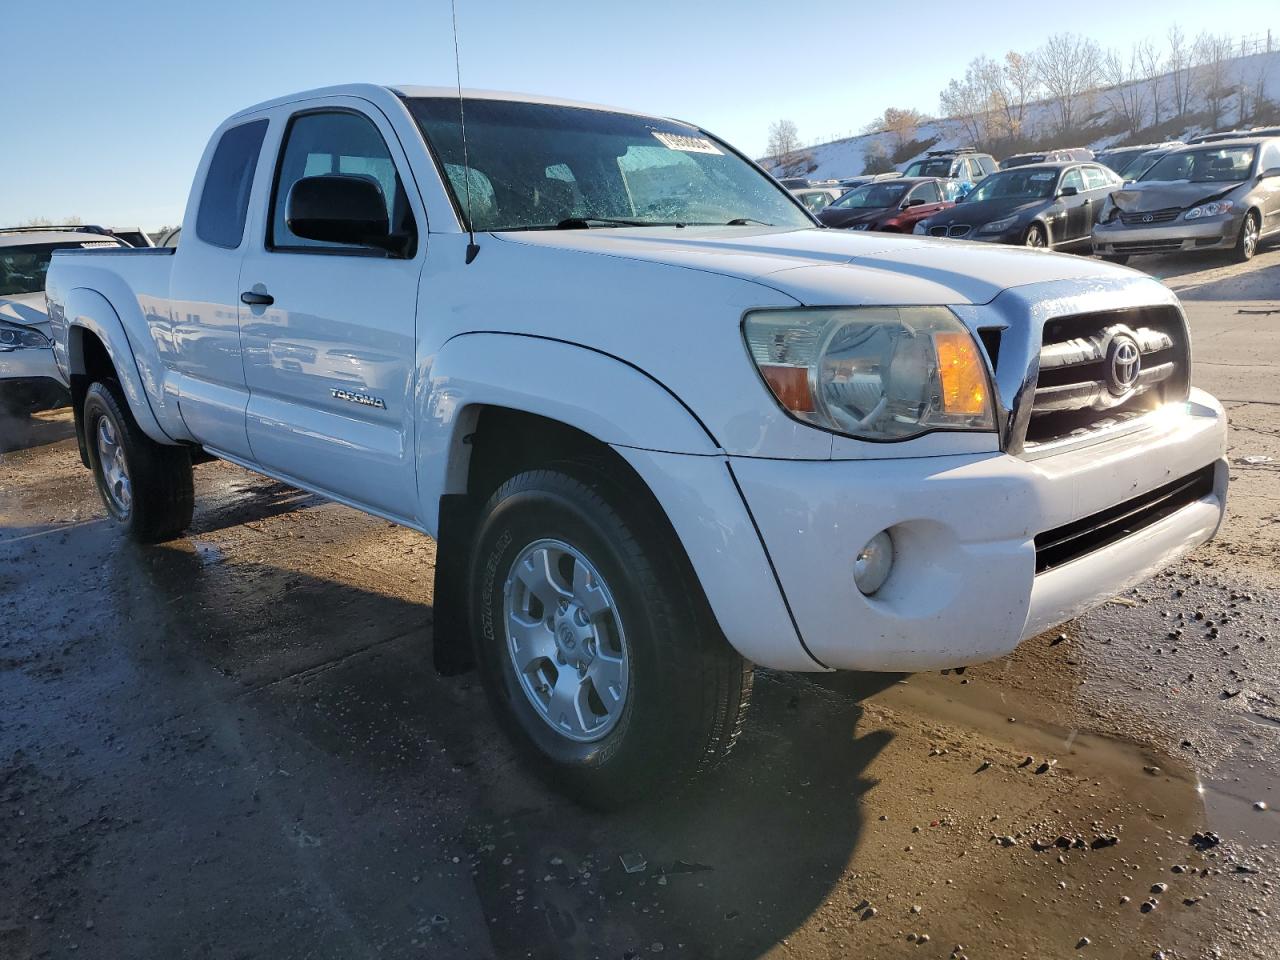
<box><xmin>726</xmin><ymin>217</ymin><xmax>772</xmax><ymax>226</ymax></box>
<box><xmin>556</xmin><ymin>217</ymin><xmax>685</xmax><ymax>229</ymax></box>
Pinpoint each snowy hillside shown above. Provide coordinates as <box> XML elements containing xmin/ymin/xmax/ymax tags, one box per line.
<box><xmin>766</xmin><ymin>49</ymin><xmax>1280</xmax><ymax>179</ymax></box>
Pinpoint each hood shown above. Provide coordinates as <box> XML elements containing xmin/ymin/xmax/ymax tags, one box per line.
<box><xmin>0</xmin><ymin>291</ymin><xmax>50</xmax><ymax>330</ymax></box>
<box><xmin>495</xmin><ymin>225</ymin><xmax>1135</xmax><ymax>307</ymax></box>
<box><xmin>818</xmin><ymin>206</ymin><xmax>892</xmax><ymax>228</ymax></box>
<box><xmin>1110</xmin><ymin>180</ymin><xmax>1240</xmax><ymax>212</ymax></box>
<box><xmin>926</xmin><ymin>198</ymin><xmax>1044</xmax><ymax>227</ymax></box>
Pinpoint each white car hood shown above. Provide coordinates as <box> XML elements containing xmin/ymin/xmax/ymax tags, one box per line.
<box><xmin>496</xmin><ymin>226</ymin><xmax>1134</xmax><ymax>306</ymax></box>
<box><xmin>0</xmin><ymin>291</ymin><xmax>50</xmax><ymax>330</ymax></box>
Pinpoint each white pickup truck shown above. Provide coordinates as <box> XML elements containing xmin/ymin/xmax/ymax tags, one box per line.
<box><xmin>46</xmin><ymin>85</ymin><xmax>1227</xmax><ymax>805</ymax></box>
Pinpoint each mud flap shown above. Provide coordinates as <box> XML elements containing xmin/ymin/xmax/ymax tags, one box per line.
<box><xmin>432</xmin><ymin>493</ymin><xmax>478</xmax><ymax>675</ymax></box>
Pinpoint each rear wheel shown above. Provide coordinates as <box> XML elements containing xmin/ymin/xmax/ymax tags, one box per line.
<box><xmin>83</xmin><ymin>380</ymin><xmax>193</xmax><ymax>543</ymax></box>
<box><xmin>1233</xmin><ymin>211</ymin><xmax>1260</xmax><ymax>263</ymax></box>
<box><xmin>1024</xmin><ymin>223</ymin><xmax>1048</xmax><ymax>249</ymax></box>
<box><xmin>470</xmin><ymin>464</ymin><xmax>752</xmax><ymax>808</ymax></box>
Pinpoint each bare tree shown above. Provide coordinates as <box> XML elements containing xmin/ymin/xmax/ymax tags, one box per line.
<box><xmin>1137</xmin><ymin>39</ymin><xmax>1164</xmax><ymax>127</ymax></box>
<box><xmin>1194</xmin><ymin>32</ymin><xmax>1236</xmax><ymax>128</ymax></box>
<box><xmin>17</xmin><ymin>216</ymin><xmax>82</xmax><ymax>227</ymax></box>
<box><xmin>765</xmin><ymin>119</ymin><xmax>801</xmax><ymax>168</ymax></box>
<box><xmin>1102</xmin><ymin>45</ymin><xmax>1148</xmax><ymax>137</ymax></box>
<box><xmin>874</xmin><ymin>107</ymin><xmax>926</xmax><ymax>155</ymax></box>
<box><xmin>940</xmin><ymin>61</ymin><xmax>994</xmax><ymax>145</ymax></box>
<box><xmin>1033</xmin><ymin>33</ymin><xmax>1103</xmax><ymax>136</ymax></box>
<box><xmin>1002</xmin><ymin>51</ymin><xmax>1039</xmax><ymax>140</ymax></box>
<box><xmin>1167</xmin><ymin>25</ymin><xmax>1195</xmax><ymax>118</ymax></box>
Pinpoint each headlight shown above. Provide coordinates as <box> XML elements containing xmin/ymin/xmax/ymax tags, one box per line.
<box><xmin>0</xmin><ymin>319</ymin><xmax>50</xmax><ymax>351</ymax></box>
<box><xmin>979</xmin><ymin>215</ymin><xmax>1018</xmax><ymax>234</ymax></box>
<box><xmin>743</xmin><ymin>306</ymin><xmax>996</xmax><ymax>441</ymax></box>
<box><xmin>1184</xmin><ymin>200</ymin><xmax>1234</xmax><ymax>220</ymax></box>
<box><xmin>913</xmin><ymin>221</ymin><xmax>928</xmax><ymax>235</ymax></box>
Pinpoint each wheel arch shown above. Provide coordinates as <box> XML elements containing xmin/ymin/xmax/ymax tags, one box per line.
<box><xmin>64</xmin><ymin>288</ymin><xmax>172</xmax><ymax>449</ymax></box>
<box><xmin>429</xmin><ymin>404</ymin><xmax>716</xmax><ymax>676</ymax></box>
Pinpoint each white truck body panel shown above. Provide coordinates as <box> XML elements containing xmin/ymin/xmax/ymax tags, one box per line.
<box><xmin>44</xmin><ymin>85</ymin><xmax>1228</xmax><ymax>673</ymax></box>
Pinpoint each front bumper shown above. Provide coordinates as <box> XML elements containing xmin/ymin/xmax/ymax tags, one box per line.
<box><xmin>1092</xmin><ymin>215</ymin><xmax>1240</xmax><ymax>256</ymax></box>
<box><xmin>730</xmin><ymin>389</ymin><xmax>1227</xmax><ymax>671</ymax></box>
<box><xmin>0</xmin><ymin>343</ymin><xmax>60</xmax><ymax>384</ymax></box>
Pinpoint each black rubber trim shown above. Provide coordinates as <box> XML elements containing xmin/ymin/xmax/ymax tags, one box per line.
<box><xmin>724</xmin><ymin>459</ymin><xmax>828</xmax><ymax>669</ymax></box>
<box><xmin>1034</xmin><ymin>464</ymin><xmax>1215</xmax><ymax>573</ymax></box>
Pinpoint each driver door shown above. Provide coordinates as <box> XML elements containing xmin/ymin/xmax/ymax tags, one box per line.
<box><xmin>237</xmin><ymin>100</ymin><xmax>427</xmax><ymax>524</ymax></box>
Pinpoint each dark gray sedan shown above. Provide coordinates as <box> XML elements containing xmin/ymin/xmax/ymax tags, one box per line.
<box><xmin>1092</xmin><ymin>137</ymin><xmax>1280</xmax><ymax>263</ymax></box>
<box><xmin>913</xmin><ymin>161</ymin><xmax>1122</xmax><ymax>250</ymax></box>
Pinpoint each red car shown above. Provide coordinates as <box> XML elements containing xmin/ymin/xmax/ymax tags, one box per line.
<box><xmin>817</xmin><ymin>177</ymin><xmax>956</xmax><ymax>232</ymax></box>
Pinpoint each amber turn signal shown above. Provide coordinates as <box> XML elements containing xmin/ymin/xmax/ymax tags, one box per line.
<box><xmin>933</xmin><ymin>331</ymin><xmax>989</xmax><ymax>417</ymax></box>
<box><xmin>760</xmin><ymin>364</ymin><xmax>815</xmax><ymax>413</ymax></box>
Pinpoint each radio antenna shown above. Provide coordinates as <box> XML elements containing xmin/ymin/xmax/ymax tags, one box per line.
<box><xmin>451</xmin><ymin>0</ymin><xmax>480</xmax><ymax>264</ymax></box>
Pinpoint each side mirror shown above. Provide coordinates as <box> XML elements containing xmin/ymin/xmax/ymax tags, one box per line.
<box><xmin>903</xmin><ymin>197</ymin><xmax>927</xmax><ymax>208</ymax></box>
<box><xmin>1059</xmin><ymin>186</ymin><xmax>1079</xmax><ymax>197</ymax></box>
<box><xmin>286</xmin><ymin>175</ymin><xmax>403</xmax><ymax>254</ymax></box>
<box><xmin>1260</xmin><ymin>166</ymin><xmax>1280</xmax><ymax>180</ymax></box>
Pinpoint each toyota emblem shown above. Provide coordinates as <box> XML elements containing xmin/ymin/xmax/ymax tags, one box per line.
<box><xmin>1106</xmin><ymin>334</ymin><xmax>1142</xmax><ymax>395</ymax></box>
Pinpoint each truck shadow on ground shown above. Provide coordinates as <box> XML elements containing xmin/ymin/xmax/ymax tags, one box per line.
<box><xmin>0</xmin><ymin>406</ymin><xmax>75</xmax><ymax>454</ymax></box>
<box><xmin>79</xmin><ymin>506</ymin><xmax>896</xmax><ymax>960</ymax></box>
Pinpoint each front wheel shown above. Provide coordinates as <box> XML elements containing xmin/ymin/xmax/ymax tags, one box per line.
<box><xmin>1024</xmin><ymin>223</ymin><xmax>1048</xmax><ymax>249</ymax></box>
<box><xmin>470</xmin><ymin>464</ymin><xmax>752</xmax><ymax>808</ymax></box>
<box><xmin>83</xmin><ymin>380</ymin><xmax>194</xmax><ymax>543</ymax></box>
<box><xmin>1233</xmin><ymin>211</ymin><xmax>1260</xmax><ymax>263</ymax></box>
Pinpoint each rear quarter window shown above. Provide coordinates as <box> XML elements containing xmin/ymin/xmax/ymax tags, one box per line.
<box><xmin>197</xmin><ymin>119</ymin><xmax>269</xmax><ymax>249</ymax></box>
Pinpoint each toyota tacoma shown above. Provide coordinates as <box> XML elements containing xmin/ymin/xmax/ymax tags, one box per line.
<box><xmin>45</xmin><ymin>85</ymin><xmax>1227</xmax><ymax>805</ymax></box>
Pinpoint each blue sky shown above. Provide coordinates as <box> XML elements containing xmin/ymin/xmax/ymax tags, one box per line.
<box><xmin>3</xmin><ymin>1</ymin><xmax>1273</xmax><ymax>228</ymax></box>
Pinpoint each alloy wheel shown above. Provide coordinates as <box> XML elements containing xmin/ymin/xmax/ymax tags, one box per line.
<box><xmin>503</xmin><ymin>539</ymin><xmax>629</xmax><ymax>742</ymax></box>
<box><xmin>95</xmin><ymin>415</ymin><xmax>132</xmax><ymax>516</ymax></box>
<box><xmin>1242</xmin><ymin>215</ymin><xmax>1259</xmax><ymax>259</ymax></box>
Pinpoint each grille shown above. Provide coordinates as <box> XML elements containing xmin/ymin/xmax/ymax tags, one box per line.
<box><xmin>1034</xmin><ymin>465</ymin><xmax>1215</xmax><ymax>572</ymax></box>
<box><xmin>1110</xmin><ymin>239</ymin><xmax>1185</xmax><ymax>253</ymax></box>
<box><xmin>1021</xmin><ymin>306</ymin><xmax>1189</xmax><ymax>454</ymax></box>
<box><xmin>930</xmin><ymin>224</ymin><xmax>971</xmax><ymax>238</ymax></box>
<box><xmin>1118</xmin><ymin>208</ymin><xmax>1181</xmax><ymax>225</ymax></box>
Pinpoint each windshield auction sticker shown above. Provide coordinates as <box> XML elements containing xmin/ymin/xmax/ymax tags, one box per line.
<box><xmin>652</xmin><ymin>131</ymin><xmax>723</xmax><ymax>155</ymax></box>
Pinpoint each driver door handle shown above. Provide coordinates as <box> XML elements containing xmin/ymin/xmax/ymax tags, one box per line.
<box><xmin>241</xmin><ymin>290</ymin><xmax>274</xmax><ymax>306</ymax></box>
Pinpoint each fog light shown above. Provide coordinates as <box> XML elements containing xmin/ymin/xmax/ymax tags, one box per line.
<box><xmin>854</xmin><ymin>530</ymin><xmax>894</xmax><ymax>595</ymax></box>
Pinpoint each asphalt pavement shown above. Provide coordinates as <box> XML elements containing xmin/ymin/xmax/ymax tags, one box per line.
<box><xmin>1</xmin><ymin>244</ymin><xmax>1278</xmax><ymax>960</ymax></box>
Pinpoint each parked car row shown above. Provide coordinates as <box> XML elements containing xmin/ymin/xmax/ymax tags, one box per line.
<box><xmin>791</xmin><ymin>126</ymin><xmax>1280</xmax><ymax>267</ymax></box>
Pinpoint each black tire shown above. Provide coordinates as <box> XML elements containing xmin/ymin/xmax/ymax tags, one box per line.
<box><xmin>1233</xmin><ymin>211</ymin><xmax>1260</xmax><ymax>263</ymax></box>
<box><xmin>1024</xmin><ymin>222</ymin><xmax>1048</xmax><ymax>249</ymax></box>
<box><xmin>470</xmin><ymin>463</ymin><xmax>752</xmax><ymax>808</ymax></box>
<box><xmin>83</xmin><ymin>380</ymin><xmax>193</xmax><ymax>543</ymax></box>
<box><xmin>1101</xmin><ymin>254</ymin><xmax>1130</xmax><ymax>265</ymax></box>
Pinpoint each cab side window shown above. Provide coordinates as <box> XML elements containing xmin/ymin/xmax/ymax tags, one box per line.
<box><xmin>1060</xmin><ymin>168</ymin><xmax>1085</xmax><ymax>193</ymax></box>
<box><xmin>197</xmin><ymin>119</ymin><xmax>268</xmax><ymax>249</ymax></box>
<box><xmin>269</xmin><ymin>111</ymin><xmax>416</xmax><ymax>253</ymax></box>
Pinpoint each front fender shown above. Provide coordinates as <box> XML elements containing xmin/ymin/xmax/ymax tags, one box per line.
<box><xmin>417</xmin><ymin>332</ymin><xmax>719</xmax><ymax>536</ymax></box>
<box><xmin>64</xmin><ymin>288</ymin><xmax>173</xmax><ymax>444</ymax></box>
